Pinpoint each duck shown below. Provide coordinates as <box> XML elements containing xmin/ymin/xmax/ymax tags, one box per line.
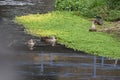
<box><xmin>94</xmin><ymin>16</ymin><xmax>103</xmax><ymax>25</ymax></box>
<box><xmin>42</xmin><ymin>36</ymin><xmax>56</xmax><ymax>46</ymax></box>
<box><xmin>26</xmin><ymin>39</ymin><xmax>35</xmax><ymax>50</ymax></box>
<box><xmin>89</xmin><ymin>20</ymin><xmax>97</xmax><ymax>32</ymax></box>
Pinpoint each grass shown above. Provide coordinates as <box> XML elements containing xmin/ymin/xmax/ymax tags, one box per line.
<box><xmin>15</xmin><ymin>11</ymin><xmax>120</xmax><ymax>59</ymax></box>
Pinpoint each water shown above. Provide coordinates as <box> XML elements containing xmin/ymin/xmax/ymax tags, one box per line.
<box><xmin>0</xmin><ymin>0</ymin><xmax>33</xmax><ymax>5</ymax></box>
<box><xmin>0</xmin><ymin>0</ymin><xmax>120</xmax><ymax>80</ymax></box>
<box><xmin>16</xmin><ymin>52</ymin><xmax>120</xmax><ymax>80</ymax></box>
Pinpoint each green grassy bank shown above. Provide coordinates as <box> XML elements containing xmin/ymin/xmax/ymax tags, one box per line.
<box><xmin>15</xmin><ymin>11</ymin><xmax>120</xmax><ymax>59</ymax></box>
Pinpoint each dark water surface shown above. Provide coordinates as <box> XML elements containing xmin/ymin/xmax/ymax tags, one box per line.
<box><xmin>0</xmin><ymin>0</ymin><xmax>120</xmax><ymax>80</ymax></box>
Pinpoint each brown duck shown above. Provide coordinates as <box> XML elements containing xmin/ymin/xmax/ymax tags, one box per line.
<box><xmin>26</xmin><ymin>39</ymin><xmax>35</xmax><ymax>50</ymax></box>
<box><xmin>94</xmin><ymin>16</ymin><xmax>103</xmax><ymax>25</ymax></box>
<box><xmin>89</xmin><ymin>20</ymin><xmax>97</xmax><ymax>32</ymax></box>
<box><xmin>42</xmin><ymin>36</ymin><xmax>56</xmax><ymax>46</ymax></box>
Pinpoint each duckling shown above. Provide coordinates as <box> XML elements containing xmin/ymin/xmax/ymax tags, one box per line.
<box><xmin>44</xmin><ymin>36</ymin><xmax>56</xmax><ymax>46</ymax></box>
<box><xmin>26</xmin><ymin>39</ymin><xmax>35</xmax><ymax>50</ymax></box>
<box><xmin>89</xmin><ymin>20</ymin><xmax>97</xmax><ymax>32</ymax></box>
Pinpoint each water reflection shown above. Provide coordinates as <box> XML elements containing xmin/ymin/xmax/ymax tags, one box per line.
<box><xmin>16</xmin><ymin>52</ymin><xmax>120</xmax><ymax>80</ymax></box>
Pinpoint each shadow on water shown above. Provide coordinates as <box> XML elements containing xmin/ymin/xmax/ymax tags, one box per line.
<box><xmin>0</xmin><ymin>0</ymin><xmax>120</xmax><ymax>80</ymax></box>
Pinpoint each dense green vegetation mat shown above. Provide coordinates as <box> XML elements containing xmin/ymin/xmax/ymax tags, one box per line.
<box><xmin>15</xmin><ymin>11</ymin><xmax>120</xmax><ymax>59</ymax></box>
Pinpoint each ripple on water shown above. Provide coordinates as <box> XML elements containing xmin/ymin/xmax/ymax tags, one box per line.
<box><xmin>0</xmin><ymin>0</ymin><xmax>34</xmax><ymax>6</ymax></box>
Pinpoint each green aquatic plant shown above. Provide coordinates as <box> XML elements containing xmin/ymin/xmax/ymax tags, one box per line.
<box><xmin>15</xmin><ymin>11</ymin><xmax>120</xmax><ymax>59</ymax></box>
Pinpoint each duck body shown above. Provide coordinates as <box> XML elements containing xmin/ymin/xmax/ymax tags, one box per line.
<box><xmin>26</xmin><ymin>39</ymin><xmax>35</xmax><ymax>50</ymax></box>
<box><xmin>94</xmin><ymin>16</ymin><xmax>103</xmax><ymax>25</ymax></box>
<box><xmin>41</xmin><ymin>36</ymin><xmax>56</xmax><ymax>46</ymax></box>
<box><xmin>89</xmin><ymin>21</ymin><xmax>97</xmax><ymax>32</ymax></box>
